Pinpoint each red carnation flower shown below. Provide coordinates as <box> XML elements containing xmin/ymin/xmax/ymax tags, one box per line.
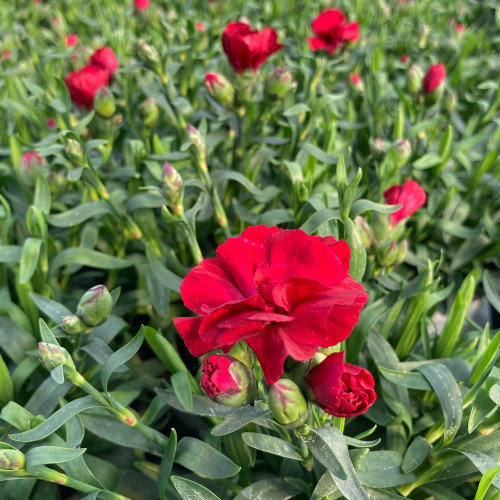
<box><xmin>384</xmin><ymin>179</ymin><xmax>426</xmax><ymax>226</ymax></box>
<box><xmin>47</xmin><ymin>117</ymin><xmax>56</xmax><ymax>128</ymax></box>
<box><xmin>222</xmin><ymin>22</ymin><xmax>283</xmax><ymax>74</ymax></box>
<box><xmin>307</xmin><ymin>9</ymin><xmax>359</xmax><ymax>55</ymax></box>
<box><xmin>89</xmin><ymin>47</ymin><xmax>119</xmax><ymax>77</ymax></box>
<box><xmin>307</xmin><ymin>351</ymin><xmax>376</xmax><ymax>417</ymax></box>
<box><xmin>134</xmin><ymin>0</ymin><xmax>149</xmax><ymax>10</ymax></box>
<box><xmin>65</xmin><ymin>65</ymin><xmax>110</xmax><ymax>109</ymax></box>
<box><xmin>196</xmin><ymin>22</ymin><xmax>205</xmax><ymax>32</ymax></box>
<box><xmin>66</xmin><ymin>34</ymin><xmax>78</xmax><ymax>47</ymax></box>
<box><xmin>174</xmin><ymin>226</ymin><xmax>368</xmax><ymax>384</ymax></box>
<box><xmin>400</xmin><ymin>54</ymin><xmax>410</xmax><ymax>64</ymax></box>
<box><xmin>423</xmin><ymin>63</ymin><xmax>445</xmax><ymax>94</ymax></box>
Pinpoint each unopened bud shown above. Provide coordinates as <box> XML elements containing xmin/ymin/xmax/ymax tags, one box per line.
<box><xmin>162</xmin><ymin>162</ymin><xmax>183</xmax><ymax>210</ymax></box>
<box><xmin>64</xmin><ymin>138</ymin><xmax>85</xmax><ymax>166</ymax></box>
<box><xmin>138</xmin><ymin>98</ymin><xmax>159</xmax><ymax>128</ymax></box>
<box><xmin>377</xmin><ymin>241</ymin><xmax>399</xmax><ymax>267</ymax></box>
<box><xmin>407</xmin><ymin>64</ymin><xmax>424</xmax><ymax>94</ymax></box>
<box><xmin>136</xmin><ymin>41</ymin><xmax>161</xmax><ymax>69</ymax></box>
<box><xmin>370</xmin><ymin>137</ymin><xmax>387</xmax><ymax>157</ymax></box>
<box><xmin>265</xmin><ymin>67</ymin><xmax>296</xmax><ymax>99</ymax></box>
<box><xmin>77</xmin><ymin>285</ymin><xmax>112</xmax><ymax>327</ymax></box>
<box><xmin>354</xmin><ymin>216</ymin><xmax>372</xmax><ymax>247</ymax></box>
<box><xmin>419</xmin><ymin>24</ymin><xmax>430</xmax><ymax>48</ymax></box>
<box><xmin>349</xmin><ymin>74</ymin><xmax>364</xmax><ymax>93</ymax></box>
<box><xmin>38</xmin><ymin>342</ymin><xmax>76</xmax><ymax>371</ymax></box>
<box><xmin>0</xmin><ymin>449</ymin><xmax>26</xmax><ymax>470</ymax></box>
<box><xmin>61</xmin><ymin>315</ymin><xmax>86</xmax><ymax>335</ymax></box>
<box><xmin>269</xmin><ymin>378</ymin><xmax>309</xmax><ymax>429</ymax></box>
<box><xmin>201</xmin><ymin>354</ymin><xmax>256</xmax><ymax>407</ymax></box>
<box><xmin>392</xmin><ymin>138</ymin><xmax>412</xmax><ymax>167</ymax></box>
<box><xmin>94</xmin><ymin>86</ymin><xmax>116</xmax><ymax>118</ymax></box>
<box><xmin>186</xmin><ymin>124</ymin><xmax>205</xmax><ymax>156</ymax></box>
<box><xmin>205</xmin><ymin>73</ymin><xmax>235</xmax><ymax>107</ymax></box>
<box><xmin>397</xmin><ymin>239</ymin><xmax>409</xmax><ymax>263</ymax></box>
<box><xmin>443</xmin><ymin>90</ymin><xmax>457</xmax><ymax>112</ymax></box>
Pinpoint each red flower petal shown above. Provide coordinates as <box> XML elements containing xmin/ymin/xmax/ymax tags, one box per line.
<box><xmin>311</xmin><ymin>9</ymin><xmax>346</xmax><ymax>37</ymax></box>
<box><xmin>173</xmin><ymin>316</ymin><xmax>219</xmax><ymax>356</ymax></box>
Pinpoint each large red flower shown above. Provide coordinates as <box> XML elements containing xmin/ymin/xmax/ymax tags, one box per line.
<box><xmin>307</xmin><ymin>9</ymin><xmax>359</xmax><ymax>55</ymax></box>
<box><xmin>384</xmin><ymin>179</ymin><xmax>426</xmax><ymax>225</ymax></box>
<box><xmin>65</xmin><ymin>65</ymin><xmax>110</xmax><ymax>109</ymax></box>
<box><xmin>307</xmin><ymin>351</ymin><xmax>376</xmax><ymax>417</ymax></box>
<box><xmin>174</xmin><ymin>226</ymin><xmax>368</xmax><ymax>384</ymax></box>
<box><xmin>89</xmin><ymin>47</ymin><xmax>119</xmax><ymax>77</ymax></box>
<box><xmin>222</xmin><ymin>22</ymin><xmax>283</xmax><ymax>74</ymax></box>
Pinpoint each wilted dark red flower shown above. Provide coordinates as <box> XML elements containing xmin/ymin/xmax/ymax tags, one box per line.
<box><xmin>65</xmin><ymin>65</ymin><xmax>110</xmax><ymax>109</ymax></box>
<box><xmin>423</xmin><ymin>64</ymin><xmax>445</xmax><ymax>94</ymax></box>
<box><xmin>307</xmin><ymin>9</ymin><xmax>359</xmax><ymax>55</ymax></box>
<box><xmin>65</xmin><ymin>34</ymin><xmax>78</xmax><ymax>47</ymax></box>
<box><xmin>134</xmin><ymin>0</ymin><xmax>149</xmax><ymax>10</ymax></box>
<box><xmin>222</xmin><ymin>22</ymin><xmax>283</xmax><ymax>74</ymax></box>
<box><xmin>307</xmin><ymin>351</ymin><xmax>376</xmax><ymax>417</ymax></box>
<box><xmin>174</xmin><ymin>226</ymin><xmax>368</xmax><ymax>384</ymax></box>
<box><xmin>89</xmin><ymin>47</ymin><xmax>119</xmax><ymax>77</ymax></box>
<box><xmin>384</xmin><ymin>179</ymin><xmax>426</xmax><ymax>225</ymax></box>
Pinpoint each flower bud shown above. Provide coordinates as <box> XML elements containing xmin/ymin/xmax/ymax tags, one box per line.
<box><xmin>423</xmin><ymin>64</ymin><xmax>445</xmax><ymax>103</ymax></box>
<box><xmin>205</xmin><ymin>73</ymin><xmax>235</xmax><ymax>107</ymax></box>
<box><xmin>349</xmin><ymin>73</ymin><xmax>364</xmax><ymax>93</ymax></box>
<box><xmin>64</xmin><ymin>138</ymin><xmax>85</xmax><ymax>166</ymax></box>
<box><xmin>162</xmin><ymin>162</ymin><xmax>183</xmax><ymax>210</ymax></box>
<box><xmin>136</xmin><ymin>41</ymin><xmax>161</xmax><ymax>69</ymax></box>
<box><xmin>265</xmin><ymin>67</ymin><xmax>296</xmax><ymax>99</ymax></box>
<box><xmin>370</xmin><ymin>137</ymin><xmax>387</xmax><ymax>157</ymax></box>
<box><xmin>186</xmin><ymin>124</ymin><xmax>205</xmax><ymax>156</ymax></box>
<box><xmin>61</xmin><ymin>314</ymin><xmax>86</xmax><ymax>335</ymax></box>
<box><xmin>138</xmin><ymin>98</ymin><xmax>159</xmax><ymax>128</ymax></box>
<box><xmin>38</xmin><ymin>342</ymin><xmax>76</xmax><ymax>371</ymax></box>
<box><xmin>392</xmin><ymin>138</ymin><xmax>412</xmax><ymax>167</ymax></box>
<box><xmin>77</xmin><ymin>285</ymin><xmax>112</xmax><ymax>327</ymax></box>
<box><xmin>20</xmin><ymin>151</ymin><xmax>44</xmax><ymax>185</ymax></box>
<box><xmin>354</xmin><ymin>216</ymin><xmax>372</xmax><ymax>247</ymax></box>
<box><xmin>419</xmin><ymin>23</ymin><xmax>429</xmax><ymax>48</ymax></box>
<box><xmin>407</xmin><ymin>64</ymin><xmax>424</xmax><ymax>94</ymax></box>
<box><xmin>268</xmin><ymin>378</ymin><xmax>309</xmax><ymax>429</ymax></box>
<box><xmin>94</xmin><ymin>86</ymin><xmax>116</xmax><ymax>118</ymax></box>
<box><xmin>0</xmin><ymin>449</ymin><xmax>26</xmax><ymax>470</ymax></box>
<box><xmin>443</xmin><ymin>90</ymin><xmax>457</xmax><ymax>112</ymax></box>
<box><xmin>377</xmin><ymin>241</ymin><xmax>399</xmax><ymax>267</ymax></box>
<box><xmin>228</xmin><ymin>342</ymin><xmax>253</xmax><ymax>368</ymax></box>
<box><xmin>200</xmin><ymin>354</ymin><xmax>257</xmax><ymax>407</ymax></box>
<box><xmin>397</xmin><ymin>239</ymin><xmax>409</xmax><ymax>263</ymax></box>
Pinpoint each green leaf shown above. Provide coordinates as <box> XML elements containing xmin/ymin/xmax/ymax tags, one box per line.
<box><xmin>345</xmin><ymin>218</ymin><xmax>366</xmax><ymax>282</ymax></box>
<box><xmin>241</xmin><ymin>432</ymin><xmax>303</xmax><ymax>460</ymax></box>
<box><xmin>211</xmin><ymin>405</ymin><xmax>270</xmax><ymax>436</ymax></box>
<box><xmin>34</xmin><ymin>174</ymin><xmax>51</xmax><ymax>215</ymax></box>
<box><xmin>378</xmin><ymin>365</ymin><xmax>432</xmax><ymax>391</ymax></box>
<box><xmin>170</xmin><ymin>370</ymin><xmax>193</xmax><ymax>412</ymax></box>
<box><xmin>416</xmin><ymin>362</ymin><xmax>463</xmax><ymax>444</ymax></box>
<box><xmin>0</xmin><ymin>245</ymin><xmax>22</xmax><ymax>263</ymax></box>
<box><xmin>401</xmin><ymin>436</ymin><xmax>432</xmax><ymax>473</ymax></box>
<box><xmin>475</xmin><ymin>465</ymin><xmax>500</xmax><ymax>500</ymax></box>
<box><xmin>412</xmin><ymin>153</ymin><xmax>442</xmax><ymax>170</ymax></box>
<box><xmin>350</xmin><ymin>200</ymin><xmax>400</xmax><ymax>218</ymax></box>
<box><xmin>101</xmin><ymin>326</ymin><xmax>144</xmax><ymax>395</ymax></box>
<box><xmin>235</xmin><ymin>478</ymin><xmax>301</xmax><ymax>500</ymax></box>
<box><xmin>0</xmin><ymin>316</ymin><xmax>36</xmax><ymax>364</ymax></box>
<box><xmin>39</xmin><ymin>318</ymin><xmax>58</xmax><ymax>345</ymax></box>
<box><xmin>171</xmin><ymin>476</ymin><xmax>222</xmax><ymax>500</ymax></box>
<box><xmin>484</xmin><ymin>270</ymin><xmax>500</xmax><ymax>314</ymax></box>
<box><xmin>29</xmin><ymin>293</ymin><xmax>72</xmax><ymax>324</ymax></box>
<box><xmin>25</xmin><ymin>446</ymin><xmax>86</xmax><ymax>469</ymax></box>
<box><xmin>19</xmin><ymin>238</ymin><xmax>43</xmax><ymax>285</ymax></box>
<box><xmin>10</xmin><ymin>396</ymin><xmax>100</xmax><ymax>442</ymax></box>
<box><xmin>47</xmin><ymin>202</ymin><xmax>112</xmax><ymax>228</ymax></box>
<box><xmin>50</xmin><ymin>248</ymin><xmax>133</xmax><ymax>275</ymax></box>
<box><xmin>146</xmin><ymin>245</ymin><xmax>183</xmax><ymax>293</ymax></box>
<box><xmin>175</xmin><ymin>437</ymin><xmax>240</xmax><ymax>479</ymax></box>
<box><xmin>302</xmin><ymin>143</ymin><xmax>336</xmax><ymax>164</ymax></box>
<box><xmin>283</xmin><ymin>103</ymin><xmax>310</xmax><ymax>116</ymax></box>
<box><xmin>158</xmin><ymin>430</ymin><xmax>177</xmax><ymax>500</ymax></box>
<box><xmin>300</xmin><ymin>209</ymin><xmax>341</xmax><ymax>234</ymax></box>
<box><xmin>357</xmin><ymin>451</ymin><xmax>417</xmax><ymax>487</ymax></box>
<box><xmin>0</xmin><ymin>354</ymin><xmax>14</xmax><ymax>405</ymax></box>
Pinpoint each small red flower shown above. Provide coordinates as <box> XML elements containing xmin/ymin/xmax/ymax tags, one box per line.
<box><xmin>22</xmin><ymin>151</ymin><xmax>44</xmax><ymax>170</ymax></box>
<box><xmin>196</xmin><ymin>22</ymin><xmax>205</xmax><ymax>32</ymax></box>
<box><xmin>384</xmin><ymin>179</ymin><xmax>426</xmax><ymax>225</ymax></box>
<box><xmin>423</xmin><ymin>64</ymin><xmax>445</xmax><ymax>94</ymax></box>
<box><xmin>222</xmin><ymin>22</ymin><xmax>283</xmax><ymax>74</ymax></box>
<box><xmin>89</xmin><ymin>47</ymin><xmax>119</xmax><ymax>77</ymax></box>
<box><xmin>349</xmin><ymin>74</ymin><xmax>361</xmax><ymax>86</ymax></box>
<box><xmin>174</xmin><ymin>226</ymin><xmax>368</xmax><ymax>384</ymax></box>
<box><xmin>65</xmin><ymin>65</ymin><xmax>110</xmax><ymax>109</ymax></box>
<box><xmin>400</xmin><ymin>54</ymin><xmax>410</xmax><ymax>64</ymax></box>
<box><xmin>134</xmin><ymin>0</ymin><xmax>149</xmax><ymax>10</ymax></box>
<box><xmin>66</xmin><ymin>34</ymin><xmax>78</xmax><ymax>47</ymax></box>
<box><xmin>307</xmin><ymin>9</ymin><xmax>359</xmax><ymax>55</ymax></box>
<box><xmin>455</xmin><ymin>24</ymin><xmax>465</xmax><ymax>33</ymax></box>
<box><xmin>47</xmin><ymin>117</ymin><xmax>56</xmax><ymax>128</ymax></box>
<box><xmin>307</xmin><ymin>351</ymin><xmax>376</xmax><ymax>417</ymax></box>
<box><xmin>2</xmin><ymin>50</ymin><xmax>11</xmax><ymax>59</ymax></box>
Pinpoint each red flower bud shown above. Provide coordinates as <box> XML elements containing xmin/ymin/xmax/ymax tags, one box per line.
<box><xmin>205</xmin><ymin>72</ymin><xmax>234</xmax><ymax>107</ymax></box>
<box><xmin>65</xmin><ymin>34</ymin><xmax>78</xmax><ymax>47</ymax></box>
<box><xmin>307</xmin><ymin>9</ymin><xmax>359</xmax><ymax>55</ymax></box>
<box><xmin>89</xmin><ymin>47</ymin><xmax>119</xmax><ymax>78</ymax></box>
<box><xmin>65</xmin><ymin>65</ymin><xmax>110</xmax><ymax>109</ymax></box>
<box><xmin>134</xmin><ymin>0</ymin><xmax>149</xmax><ymax>10</ymax></box>
<box><xmin>201</xmin><ymin>354</ymin><xmax>256</xmax><ymax>407</ymax></box>
<box><xmin>222</xmin><ymin>22</ymin><xmax>283</xmax><ymax>74</ymax></box>
<box><xmin>349</xmin><ymin>73</ymin><xmax>363</xmax><ymax>92</ymax></box>
<box><xmin>21</xmin><ymin>151</ymin><xmax>44</xmax><ymax>174</ymax></box>
<box><xmin>383</xmin><ymin>179</ymin><xmax>426</xmax><ymax>226</ymax></box>
<box><xmin>269</xmin><ymin>378</ymin><xmax>309</xmax><ymax>428</ymax></box>
<box><xmin>400</xmin><ymin>54</ymin><xmax>410</xmax><ymax>64</ymax></box>
<box><xmin>306</xmin><ymin>351</ymin><xmax>376</xmax><ymax>418</ymax></box>
<box><xmin>423</xmin><ymin>63</ymin><xmax>445</xmax><ymax>94</ymax></box>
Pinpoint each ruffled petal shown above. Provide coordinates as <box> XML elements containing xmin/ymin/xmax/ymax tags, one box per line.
<box><xmin>311</xmin><ymin>9</ymin><xmax>345</xmax><ymax>37</ymax></box>
<box><xmin>307</xmin><ymin>36</ymin><xmax>339</xmax><ymax>54</ymax></box>
<box><xmin>173</xmin><ymin>316</ymin><xmax>217</xmax><ymax>357</ymax></box>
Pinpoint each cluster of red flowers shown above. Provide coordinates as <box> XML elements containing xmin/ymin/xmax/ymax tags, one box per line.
<box><xmin>65</xmin><ymin>47</ymin><xmax>118</xmax><ymax>109</ymax></box>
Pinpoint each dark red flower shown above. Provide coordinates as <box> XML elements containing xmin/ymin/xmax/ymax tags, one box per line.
<box><xmin>222</xmin><ymin>22</ymin><xmax>283</xmax><ymax>74</ymax></box>
<box><xmin>307</xmin><ymin>351</ymin><xmax>376</xmax><ymax>417</ymax></box>
<box><xmin>174</xmin><ymin>226</ymin><xmax>368</xmax><ymax>384</ymax></box>
<box><xmin>307</xmin><ymin>9</ymin><xmax>359</xmax><ymax>55</ymax></box>
<box><xmin>400</xmin><ymin>54</ymin><xmax>410</xmax><ymax>64</ymax></box>
<box><xmin>134</xmin><ymin>0</ymin><xmax>149</xmax><ymax>10</ymax></box>
<box><xmin>65</xmin><ymin>65</ymin><xmax>110</xmax><ymax>109</ymax></box>
<box><xmin>423</xmin><ymin>64</ymin><xmax>445</xmax><ymax>94</ymax></box>
<box><xmin>66</xmin><ymin>34</ymin><xmax>78</xmax><ymax>47</ymax></box>
<box><xmin>383</xmin><ymin>179</ymin><xmax>426</xmax><ymax>225</ymax></box>
<box><xmin>47</xmin><ymin>117</ymin><xmax>56</xmax><ymax>128</ymax></box>
<box><xmin>89</xmin><ymin>47</ymin><xmax>119</xmax><ymax>77</ymax></box>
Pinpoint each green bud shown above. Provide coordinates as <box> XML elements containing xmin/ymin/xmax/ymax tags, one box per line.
<box><xmin>354</xmin><ymin>216</ymin><xmax>372</xmax><ymax>247</ymax></box>
<box><xmin>0</xmin><ymin>449</ymin><xmax>26</xmax><ymax>470</ymax></box>
<box><xmin>64</xmin><ymin>138</ymin><xmax>85</xmax><ymax>166</ymax></box>
<box><xmin>407</xmin><ymin>64</ymin><xmax>424</xmax><ymax>94</ymax></box>
<box><xmin>162</xmin><ymin>162</ymin><xmax>183</xmax><ymax>211</ymax></box>
<box><xmin>265</xmin><ymin>67</ymin><xmax>296</xmax><ymax>99</ymax></box>
<box><xmin>186</xmin><ymin>124</ymin><xmax>205</xmax><ymax>156</ymax></box>
<box><xmin>443</xmin><ymin>90</ymin><xmax>457</xmax><ymax>112</ymax></box>
<box><xmin>138</xmin><ymin>98</ymin><xmax>159</xmax><ymax>128</ymax></box>
<box><xmin>370</xmin><ymin>137</ymin><xmax>387</xmax><ymax>157</ymax></box>
<box><xmin>377</xmin><ymin>241</ymin><xmax>399</xmax><ymax>267</ymax></box>
<box><xmin>94</xmin><ymin>86</ymin><xmax>116</xmax><ymax>118</ymax></box>
<box><xmin>136</xmin><ymin>40</ymin><xmax>161</xmax><ymax>69</ymax></box>
<box><xmin>38</xmin><ymin>342</ymin><xmax>76</xmax><ymax>371</ymax></box>
<box><xmin>419</xmin><ymin>23</ymin><xmax>429</xmax><ymax>48</ymax></box>
<box><xmin>61</xmin><ymin>315</ymin><xmax>86</xmax><ymax>335</ymax></box>
<box><xmin>392</xmin><ymin>138</ymin><xmax>412</xmax><ymax>167</ymax></box>
<box><xmin>269</xmin><ymin>378</ymin><xmax>309</xmax><ymax>429</ymax></box>
<box><xmin>77</xmin><ymin>285</ymin><xmax>113</xmax><ymax>327</ymax></box>
<box><xmin>205</xmin><ymin>73</ymin><xmax>235</xmax><ymax>108</ymax></box>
